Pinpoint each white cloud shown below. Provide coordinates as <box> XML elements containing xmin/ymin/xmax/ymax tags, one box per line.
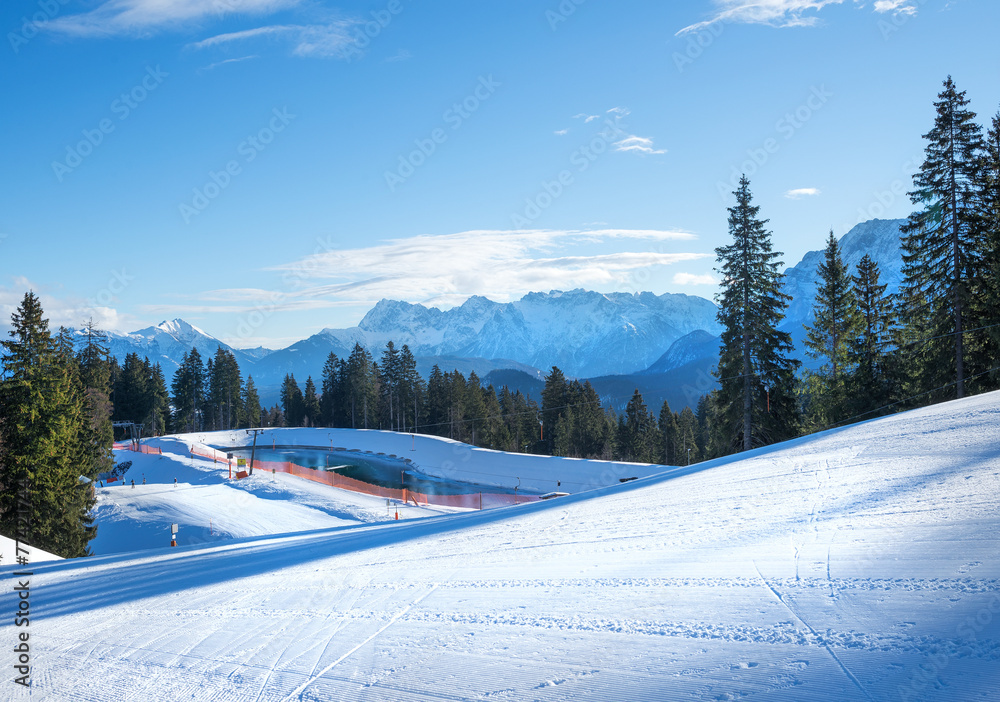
<box><xmin>260</xmin><ymin>229</ymin><xmax>707</xmax><ymax>307</ymax></box>
<box><xmin>554</xmin><ymin>128</ymin><xmax>569</xmax><ymax>136</ymax></box>
<box><xmin>673</xmin><ymin>272</ymin><xmax>719</xmax><ymax>286</ymax></box>
<box><xmin>384</xmin><ymin>49</ymin><xmax>412</xmax><ymax>63</ymax></box>
<box><xmin>873</xmin><ymin>0</ymin><xmax>917</xmax><ymax>14</ymax></box>
<box><xmin>614</xmin><ymin>135</ymin><xmax>666</xmax><ymax>155</ymax></box>
<box><xmin>606</xmin><ymin>106</ymin><xmax>632</xmax><ymax>117</ymax></box>
<box><xmin>198</xmin><ymin>54</ymin><xmax>259</xmax><ymax>72</ymax></box>
<box><xmin>677</xmin><ymin>0</ymin><xmax>846</xmax><ymax>35</ymax></box>
<box><xmin>573</xmin><ymin>113</ymin><xmax>600</xmax><ymax>123</ymax></box>
<box><xmin>46</xmin><ymin>0</ymin><xmax>300</xmax><ymax>37</ymax></box>
<box><xmin>190</xmin><ymin>22</ymin><xmax>357</xmax><ymax>59</ymax></box>
<box><xmin>0</xmin><ymin>277</ymin><xmax>139</xmax><ymax>334</ymax></box>
<box><xmin>785</xmin><ymin>187</ymin><xmax>821</xmax><ymax>199</ymax></box>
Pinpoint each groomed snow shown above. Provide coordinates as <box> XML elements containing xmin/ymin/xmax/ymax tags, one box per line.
<box><xmin>3</xmin><ymin>391</ymin><xmax>999</xmax><ymax>700</ymax></box>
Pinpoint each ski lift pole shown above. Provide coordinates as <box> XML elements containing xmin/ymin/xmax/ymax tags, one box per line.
<box><xmin>246</xmin><ymin>428</ymin><xmax>264</xmax><ymax>475</ymax></box>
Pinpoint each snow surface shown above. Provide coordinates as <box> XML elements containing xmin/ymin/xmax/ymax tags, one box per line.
<box><xmin>3</xmin><ymin>391</ymin><xmax>1000</xmax><ymax>700</ymax></box>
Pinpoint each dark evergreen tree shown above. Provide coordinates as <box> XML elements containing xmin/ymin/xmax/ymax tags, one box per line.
<box><xmin>0</xmin><ymin>293</ymin><xmax>97</xmax><ymax>557</ymax></box>
<box><xmin>207</xmin><ymin>348</ymin><xmax>242</xmax><ymax>431</ymax></box>
<box><xmin>240</xmin><ymin>374</ymin><xmax>262</xmax><ymax>428</ymax></box>
<box><xmin>803</xmin><ymin>230</ymin><xmax>861</xmax><ymax>426</ymax></box>
<box><xmin>677</xmin><ymin>406</ymin><xmax>701</xmax><ymax>465</ymax></box>
<box><xmin>303</xmin><ymin>376</ymin><xmax>320</xmax><ymax>427</ymax></box>
<box><xmin>319</xmin><ymin>352</ymin><xmax>340</xmax><ymax>427</ymax></box>
<box><xmin>658</xmin><ymin>400</ymin><xmax>678</xmax><ymax>465</ymax></box>
<box><xmin>280</xmin><ymin>374</ymin><xmax>305</xmax><ymax>427</ymax></box>
<box><xmin>76</xmin><ymin>319</ymin><xmax>114</xmax><ymax>479</ymax></box>
<box><xmin>540</xmin><ymin>366</ymin><xmax>569</xmax><ymax>454</ymax></box>
<box><xmin>900</xmin><ymin>76</ymin><xmax>987</xmax><ymax>399</ymax></box>
<box><xmin>846</xmin><ymin>255</ymin><xmax>902</xmax><ymax>419</ymax></box>
<box><xmin>714</xmin><ymin>176</ymin><xmax>800</xmax><ymax>452</ymax></box>
<box><xmin>616</xmin><ymin>389</ymin><xmax>660</xmax><ymax>463</ymax></box>
<box><xmin>974</xmin><ymin>110</ymin><xmax>1000</xmax><ymax>388</ymax></box>
<box><xmin>171</xmin><ymin>348</ymin><xmax>205</xmax><ymax>433</ymax></box>
<box><xmin>345</xmin><ymin>343</ymin><xmax>376</xmax><ymax>429</ymax></box>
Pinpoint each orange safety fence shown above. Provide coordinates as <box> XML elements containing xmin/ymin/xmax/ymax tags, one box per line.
<box><xmin>253</xmin><ymin>458</ymin><xmax>541</xmax><ymax>510</ymax></box>
<box><xmin>113</xmin><ymin>442</ymin><xmax>163</xmax><ymax>455</ymax></box>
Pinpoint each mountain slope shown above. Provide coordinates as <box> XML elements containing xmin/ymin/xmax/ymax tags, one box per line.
<box><xmin>11</xmin><ymin>390</ymin><xmax>1000</xmax><ymax>701</ymax></box>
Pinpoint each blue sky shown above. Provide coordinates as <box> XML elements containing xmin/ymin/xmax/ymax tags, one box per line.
<box><xmin>1</xmin><ymin>0</ymin><xmax>998</xmax><ymax>349</ymax></box>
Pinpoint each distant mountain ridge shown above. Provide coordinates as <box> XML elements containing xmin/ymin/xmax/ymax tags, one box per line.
<box><xmin>66</xmin><ymin>218</ymin><xmax>907</xmax><ymax>406</ymax></box>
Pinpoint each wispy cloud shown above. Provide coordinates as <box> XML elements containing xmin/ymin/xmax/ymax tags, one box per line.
<box><xmin>190</xmin><ymin>21</ymin><xmax>357</xmax><ymax>58</ymax></box>
<box><xmin>0</xmin><ymin>276</ymin><xmax>139</xmax><ymax>333</ymax></box>
<box><xmin>673</xmin><ymin>272</ymin><xmax>718</xmax><ymax>286</ymax></box>
<box><xmin>46</xmin><ymin>0</ymin><xmax>301</xmax><ymax>37</ymax></box>
<box><xmin>554</xmin><ymin>128</ymin><xmax>569</xmax><ymax>136</ymax></box>
<box><xmin>573</xmin><ymin>113</ymin><xmax>600</xmax><ymax>123</ymax></box>
<box><xmin>259</xmin><ymin>229</ymin><xmax>706</xmax><ymax>308</ymax></box>
<box><xmin>677</xmin><ymin>0</ymin><xmax>846</xmax><ymax>35</ymax></box>
<box><xmin>383</xmin><ymin>48</ymin><xmax>412</xmax><ymax>63</ymax></box>
<box><xmin>785</xmin><ymin>187</ymin><xmax>821</xmax><ymax>199</ymax></box>
<box><xmin>614</xmin><ymin>136</ymin><xmax>666</xmax><ymax>155</ymax></box>
<box><xmin>198</xmin><ymin>54</ymin><xmax>259</xmax><ymax>72</ymax></box>
<box><xmin>873</xmin><ymin>0</ymin><xmax>917</xmax><ymax>14</ymax></box>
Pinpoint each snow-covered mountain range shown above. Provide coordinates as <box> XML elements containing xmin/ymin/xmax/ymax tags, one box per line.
<box><xmin>74</xmin><ymin>218</ymin><xmax>907</xmax><ymax>405</ymax></box>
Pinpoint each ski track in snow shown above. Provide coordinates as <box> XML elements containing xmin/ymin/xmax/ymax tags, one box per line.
<box><xmin>4</xmin><ymin>392</ymin><xmax>1000</xmax><ymax>700</ymax></box>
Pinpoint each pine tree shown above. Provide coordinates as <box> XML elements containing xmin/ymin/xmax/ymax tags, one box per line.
<box><xmin>0</xmin><ymin>293</ymin><xmax>97</xmax><ymax>557</ymax></box>
<box><xmin>319</xmin><ymin>352</ymin><xmax>340</xmax><ymax>427</ymax></box>
<box><xmin>658</xmin><ymin>400</ymin><xmax>678</xmax><ymax>465</ymax></box>
<box><xmin>207</xmin><ymin>348</ymin><xmax>242</xmax><ymax>431</ymax></box>
<box><xmin>76</xmin><ymin>320</ymin><xmax>114</xmax><ymax>479</ymax></box>
<box><xmin>803</xmin><ymin>230</ymin><xmax>861</xmax><ymax>425</ymax></box>
<box><xmin>398</xmin><ymin>345</ymin><xmax>422</xmax><ymax>433</ymax></box>
<box><xmin>714</xmin><ymin>176</ymin><xmax>800</xmax><ymax>452</ymax></box>
<box><xmin>616</xmin><ymin>389</ymin><xmax>660</xmax><ymax>463</ymax></box>
<box><xmin>540</xmin><ymin>366</ymin><xmax>569</xmax><ymax>454</ymax></box>
<box><xmin>240</xmin><ymin>375</ymin><xmax>262</xmax><ymax>428</ymax></box>
<box><xmin>847</xmin><ymin>255</ymin><xmax>902</xmax><ymax>419</ymax></box>
<box><xmin>900</xmin><ymin>76</ymin><xmax>987</xmax><ymax>399</ymax></box>
<box><xmin>280</xmin><ymin>374</ymin><xmax>305</xmax><ymax>427</ymax></box>
<box><xmin>345</xmin><ymin>344</ymin><xmax>376</xmax><ymax>429</ymax></box>
<box><xmin>677</xmin><ymin>406</ymin><xmax>701</xmax><ymax>465</ymax></box>
<box><xmin>974</xmin><ymin>111</ymin><xmax>1000</xmax><ymax>387</ymax></box>
<box><xmin>303</xmin><ymin>376</ymin><xmax>320</xmax><ymax>427</ymax></box>
<box><xmin>171</xmin><ymin>348</ymin><xmax>205</xmax><ymax>433</ymax></box>
<box><xmin>146</xmin><ymin>361</ymin><xmax>171</xmax><ymax>435</ymax></box>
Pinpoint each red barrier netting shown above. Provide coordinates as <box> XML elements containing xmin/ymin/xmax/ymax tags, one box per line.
<box><xmin>113</xmin><ymin>442</ymin><xmax>162</xmax><ymax>455</ymax></box>
<box><xmin>252</xmin><ymin>458</ymin><xmax>540</xmax><ymax>510</ymax></box>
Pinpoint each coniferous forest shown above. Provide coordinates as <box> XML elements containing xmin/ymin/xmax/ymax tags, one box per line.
<box><xmin>2</xmin><ymin>76</ymin><xmax>999</xmax><ymax>558</ymax></box>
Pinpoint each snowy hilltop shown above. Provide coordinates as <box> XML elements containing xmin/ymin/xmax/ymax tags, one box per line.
<box><xmin>8</xmin><ymin>388</ymin><xmax>1000</xmax><ymax>700</ymax></box>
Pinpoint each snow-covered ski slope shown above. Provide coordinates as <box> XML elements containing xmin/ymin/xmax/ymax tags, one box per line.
<box><xmin>5</xmin><ymin>392</ymin><xmax>1000</xmax><ymax>701</ymax></box>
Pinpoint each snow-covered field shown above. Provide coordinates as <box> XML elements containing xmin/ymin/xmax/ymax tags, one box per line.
<box><xmin>4</xmin><ymin>392</ymin><xmax>1000</xmax><ymax>700</ymax></box>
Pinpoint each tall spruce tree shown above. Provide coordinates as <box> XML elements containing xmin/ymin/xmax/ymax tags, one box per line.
<box><xmin>0</xmin><ymin>293</ymin><xmax>97</xmax><ymax>557</ymax></box>
<box><xmin>847</xmin><ymin>254</ymin><xmax>901</xmax><ymax>418</ymax></box>
<box><xmin>803</xmin><ymin>230</ymin><xmax>860</xmax><ymax>425</ymax></box>
<box><xmin>900</xmin><ymin>76</ymin><xmax>987</xmax><ymax>399</ymax></box>
<box><xmin>975</xmin><ymin>111</ymin><xmax>1000</xmax><ymax>386</ymax></box>
<box><xmin>714</xmin><ymin>176</ymin><xmax>800</xmax><ymax>452</ymax></box>
<box><xmin>240</xmin><ymin>375</ymin><xmax>262</xmax><ymax>428</ymax></box>
<box><xmin>303</xmin><ymin>376</ymin><xmax>320</xmax><ymax>427</ymax></box>
<box><xmin>171</xmin><ymin>348</ymin><xmax>205</xmax><ymax>433</ymax></box>
<box><xmin>76</xmin><ymin>320</ymin><xmax>114</xmax><ymax>479</ymax></box>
